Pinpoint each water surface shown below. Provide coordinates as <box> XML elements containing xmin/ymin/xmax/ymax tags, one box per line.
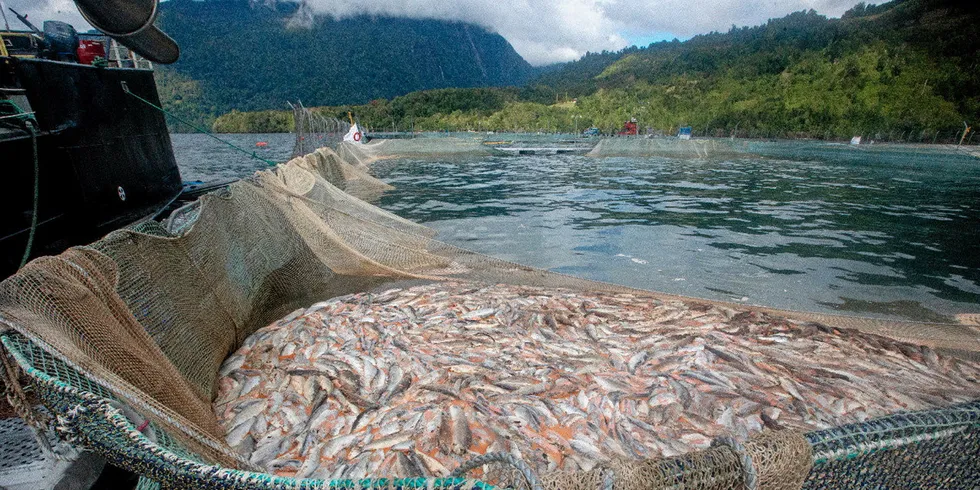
<box><xmin>372</xmin><ymin>152</ymin><xmax>980</xmax><ymax>322</ymax></box>
<box><xmin>171</xmin><ymin>133</ymin><xmax>980</xmax><ymax>322</ymax></box>
<box><xmin>172</xmin><ymin>133</ymin><xmax>294</xmax><ymax>181</ymax></box>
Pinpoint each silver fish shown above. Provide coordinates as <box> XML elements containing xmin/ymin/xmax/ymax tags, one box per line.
<box><xmin>214</xmin><ymin>281</ymin><xmax>980</xmax><ymax>482</ymax></box>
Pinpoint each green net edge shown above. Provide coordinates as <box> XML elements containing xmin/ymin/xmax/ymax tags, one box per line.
<box><xmin>4</xmin><ymin>325</ymin><xmax>980</xmax><ymax>488</ymax></box>
<box><xmin>0</xmin><ymin>330</ymin><xmax>493</xmax><ymax>490</ymax></box>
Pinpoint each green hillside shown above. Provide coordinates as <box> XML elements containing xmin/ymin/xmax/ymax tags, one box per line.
<box><xmin>516</xmin><ymin>0</ymin><xmax>979</xmax><ymax>137</ymax></box>
<box><xmin>208</xmin><ymin>0</ymin><xmax>979</xmax><ymax>140</ymax></box>
<box><xmin>155</xmin><ymin>0</ymin><xmax>535</xmax><ymax>128</ymax></box>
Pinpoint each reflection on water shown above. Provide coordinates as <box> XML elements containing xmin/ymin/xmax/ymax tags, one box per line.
<box><xmin>373</xmin><ymin>153</ymin><xmax>980</xmax><ymax>322</ymax></box>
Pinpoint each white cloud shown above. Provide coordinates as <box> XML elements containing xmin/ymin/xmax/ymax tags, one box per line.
<box><xmin>7</xmin><ymin>0</ymin><xmax>863</xmax><ymax>65</ymax></box>
<box><xmin>1</xmin><ymin>0</ymin><xmax>90</xmax><ymax>32</ymax></box>
<box><xmin>598</xmin><ymin>0</ymin><xmax>858</xmax><ymax>39</ymax></box>
<box><xmin>301</xmin><ymin>0</ymin><xmax>627</xmax><ymax>65</ymax></box>
<box><xmin>304</xmin><ymin>0</ymin><xmax>860</xmax><ymax>65</ymax></box>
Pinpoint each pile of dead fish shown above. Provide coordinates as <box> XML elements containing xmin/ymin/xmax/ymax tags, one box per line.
<box><xmin>214</xmin><ymin>282</ymin><xmax>980</xmax><ymax>481</ymax></box>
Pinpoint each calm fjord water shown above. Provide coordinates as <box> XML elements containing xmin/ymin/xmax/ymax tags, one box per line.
<box><xmin>172</xmin><ymin>133</ymin><xmax>295</xmax><ymax>181</ymax></box>
<box><xmin>173</xmin><ymin>134</ymin><xmax>980</xmax><ymax>322</ymax></box>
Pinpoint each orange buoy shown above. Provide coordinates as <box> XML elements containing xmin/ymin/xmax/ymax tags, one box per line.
<box><xmin>255</xmin><ymin>141</ymin><xmax>268</xmax><ymax>148</ymax></box>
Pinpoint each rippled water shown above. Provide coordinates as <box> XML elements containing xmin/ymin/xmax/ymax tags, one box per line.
<box><xmin>373</xmin><ymin>152</ymin><xmax>980</xmax><ymax>322</ymax></box>
<box><xmin>172</xmin><ymin>133</ymin><xmax>294</xmax><ymax>181</ymax></box>
<box><xmin>171</xmin><ymin>133</ymin><xmax>980</xmax><ymax>322</ymax></box>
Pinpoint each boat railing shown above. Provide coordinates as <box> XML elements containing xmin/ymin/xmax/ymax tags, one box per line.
<box><xmin>0</xmin><ymin>32</ymin><xmax>40</xmax><ymax>59</ymax></box>
<box><xmin>0</xmin><ymin>30</ymin><xmax>152</xmax><ymax>70</ymax></box>
<box><xmin>107</xmin><ymin>37</ymin><xmax>153</xmax><ymax>70</ymax></box>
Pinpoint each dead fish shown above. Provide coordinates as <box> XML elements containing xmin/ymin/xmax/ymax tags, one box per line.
<box><xmin>761</xmin><ymin>407</ymin><xmax>783</xmax><ymax>430</ymax></box>
<box><xmin>396</xmin><ymin>451</ymin><xmax>427</xmax><ymax>478</ymax></box>
<box><xmin>239</xmin><ymin>376</ymin><xmax>262</xmax><ymax>397</ymax></box>
<box><xmin>269</xmin><ymin>458</ymin><xmax>302</xmax><ymax>473</ymax></box>
<box><xmin>250</xmin><ymin>431</ymin><xmax>287</xmax><ymax>466</ymax></box>
<box><xmin>570</xmin><ymin>436</ymin><xmax>603</xmax><ymax>461</ymax></box>
<box><xmin>380</xmin><ymin>364</ymin><xmax>409</xmax><ymax>403</ymax></box>
<box><xmin>295</xmin><ymin>443</ymin><xmax>323</xmax><ymax>479</ymax></box>
<box><xmin>450</xmin><ymin>405</ymin><xmax>473</xmax><ymax>454</ymax></box>
<box><xmin>462</xmin><ymin>308</ymin><xmax>497</xmax><ymax>321</ymax></box>
<box><xmin>420</xmin><ymin>384</ymin><xmax>461</xmax><ymax>399</ymax></box>
<box><xmin>437</xmin><ymin>409</ymin><xmax>453</xmax><ymax>454</ymax></box>
<box><xmin>415</xmin><ymin>450</ymin><xmax>450</xmax><ymax>477</ymax></box>
<box><xmin>219</xmin><ymin>355</ymin><xmax>246</xmax><ymax>377</ymax></box>
<box><xmin>214</xmin><ymin>281</ymin><xmax>980</xmax><ymax>482</ymax></box>
<box><xmin>363</xmin><ymin>431</ymin><xmax>415</xmax><ymax>451</ymax></box>
<box><xmin>779</xmin><ymin>377</ymin><xmax>805</xmax><ymax>401</ymax></box>
<box><xmin>321</xmin><ymin>433</ymin><xmax>360</xmax><ymax>460</ymax></box>
<box><xmin>226</xmin><ymin>418</ymin><xmax>255</xmax><ymax>448</ymax></box>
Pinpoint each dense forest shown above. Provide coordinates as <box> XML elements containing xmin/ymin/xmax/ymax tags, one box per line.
<box><xmin>204</xmin><ymin>0</ymin><xmax>979</xmax><ymax>141</ymax></box>
<box><xmin>154</xmin><ymin>0</ymin><xmax>535</xmax><ymax>129</ymax></box>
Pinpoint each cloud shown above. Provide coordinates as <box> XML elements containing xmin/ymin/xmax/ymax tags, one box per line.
<box><xmin>7</xmin><ymin>0</ymin><xmax>862</xmax><ymax>65</ymax></box>
<box><xmin>1</xmin><ymin>0</ymin><xmax>90</xmax><ymax>32</ymax></box>
<box><xmin>598</xmin><ymin>0</ymin><xmax>858</xmax><ymax>38</ymax></box>
<box><xmin>302</xmin><ymin>0</ymin><xmax>627</xmax><ymax>66</ymax></box>
<box><xmin>303</xmin><ymin>0</ymin><xmax>859</xmax><ymax>65</ymax></box>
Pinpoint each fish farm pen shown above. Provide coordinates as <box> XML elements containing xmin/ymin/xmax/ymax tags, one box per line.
<box><xmin>1</xmin><ymin>134</ymin><xmax>979</xmax><ymax>489</ymax></box>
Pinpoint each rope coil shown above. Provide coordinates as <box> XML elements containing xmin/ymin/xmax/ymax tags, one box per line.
<box><xmin>54</xmin><ymin>403</ymin><xmax>89</xmax><ymax>445</ymax></box>
<box><xmin>451</xmin><ymin>452</ymin><xmax>543</xmax><ymax>490</ymax></box>
<box><xmin>0</xmin><ymin>341</ymin><xmax>62</xmax><ymax>458</ymax></box>
<box><xmin>712</xmin><ymin>435</ymin><xmax>759</xmax><ymax>490</ymax></box>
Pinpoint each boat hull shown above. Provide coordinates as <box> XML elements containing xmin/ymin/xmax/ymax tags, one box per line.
<box><xmin>1</xmin><ymin>58</ymin><xmax>182</xmax><ymax>278</ymax></box>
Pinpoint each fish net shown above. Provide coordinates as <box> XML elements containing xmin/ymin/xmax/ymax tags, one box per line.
<box><xmin>587</xmin><ymin>136</ymin><xmax>980</xmax><ymax>166</ymax></box>
<box><xmin>587</xmin><ymin>138</ymin><xmax>749</xmax><ymax>159</ymax></box>
<box><xmin>289</xmin><ymin>102</ymin><xmax>352</xmax><ymax>159</ymax></box>
<box><xmin>336</xmin><ymin>137</ymin><xmax>504</xmax><ymax>167</ymax></box>
<box><xmin>0</xmin><ymin>138</ymin><xmax>978</xmax><ymax>489</ymax></box>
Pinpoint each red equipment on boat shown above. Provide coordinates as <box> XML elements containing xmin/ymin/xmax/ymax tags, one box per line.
<box><xmin>76</xmin><ymin>39</ymin><xmax>107</xmax><ymax>65</ymax></box>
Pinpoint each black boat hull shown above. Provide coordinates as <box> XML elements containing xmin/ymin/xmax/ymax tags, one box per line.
<box><xmin>1</xmin><ymin>58</ymin><xmax>182</xmax><ymax>278</ymax></box>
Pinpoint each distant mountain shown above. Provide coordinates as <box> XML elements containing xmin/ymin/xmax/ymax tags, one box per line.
<box><xmin>209</xmin><ymin>0</ymin><xmax>980</xmax><ymax>139</ymax></box>
<box><xmin>155</xmin><ymin>0</ymin><xmax>535</xmax><ymax>122</ymax></box>
<box><xmin>526</xmin><ymin>0</ymin><xmax>979</xmax><ymax>128</ymax></box>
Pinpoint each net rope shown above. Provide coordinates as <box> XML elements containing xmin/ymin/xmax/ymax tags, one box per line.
<box><xmin>587</xmin><ymin>136</ymin><xmax>980</xmax><ymax>167</ymax></box>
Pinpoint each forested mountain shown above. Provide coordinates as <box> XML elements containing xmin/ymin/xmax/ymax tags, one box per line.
<box><xmin>154</xmin><ymin>0</ymin><xmax>535</xmax><ymax>127</ymax></box>
<box><xmin>206</xmin><ymin>0</ymin><xmax>979</xmax><ymax>140</ymax></box>
<box><xmin>512</xmin><ymin>0</ymin><xmax>979</xmax><ymax>136</ymax></box>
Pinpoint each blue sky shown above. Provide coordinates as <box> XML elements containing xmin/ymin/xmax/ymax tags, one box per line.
<box><xmin>624</xmin><ymin>33</ymin><xmax>682</xmax><ymax>49</ymax></box>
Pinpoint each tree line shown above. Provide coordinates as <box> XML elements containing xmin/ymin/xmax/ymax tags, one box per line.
<box><xmin>211</xmin><ymin>0</ymin><xmax>979</xmax><ymax>142</ymax></box>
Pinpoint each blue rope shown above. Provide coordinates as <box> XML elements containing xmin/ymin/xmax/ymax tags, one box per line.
<box><xmin>20</xmin><ymin>121</ymin><xmax>39</xmax><ymax>269</ymax></box>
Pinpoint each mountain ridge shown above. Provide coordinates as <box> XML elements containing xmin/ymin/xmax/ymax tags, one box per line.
<box><xmin>172</xmin><ymin>0</ymin><xmax>979</xmax><ymax>139</ymax></box>
<box><xmin>155</xmin><ymin>0</ymin><xmax>535</xmax><ymax>126</ymax></box>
